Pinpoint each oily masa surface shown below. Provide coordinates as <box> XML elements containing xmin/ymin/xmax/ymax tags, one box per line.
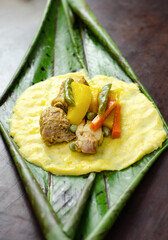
<box><xmin>10</xmin><ymin>71</ymin><xmax>166</xmax><ymax>175</ymax></box>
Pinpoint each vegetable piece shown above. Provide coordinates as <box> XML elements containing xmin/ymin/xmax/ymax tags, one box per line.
<box><xmin>90</xmin><ymin>97</ymin><xmax>116</xmax><ymax>131</ymax></box>
<box><xmin>87</xmin><ymin>111</ymin><xmax>96</xmax><ymax>121</ymax></box>
<box><xmin>64</xmin><ymin>78</ymin><xmax>75</xmax><ymax>106</ymax></box>
<box><xmin>112</xmin><ymin>104</ymin><xmax>121</xmax><ymax>138</ymax></box>
<box><xmin>102</xmin><ymin>110</ymin><xmax>114</xmax><ymax>129</ymax></box>
<box><xmin>102</xmin><ymin>88</ymin><xmax>121</xmax><ymax>129</ymax></box>
<box><xmin>102</xmin><ymin>89</ymin><xmax>120</xmax><ymax>129</ymax></box>
<box><xmin>67</xmin><ymin>81</ymin><xmax>91</xmax><ymax>125</ymax></box>
<box><xmin>98</xmin><ymin>83</ymin><xmax>112</xmax><ymax>116</ymax></box>
<box><xmin>89</xmin><ymin>86</ymin><xmax>101</xmax><ymax>113</ymax></box>
<box><xmin>70</xmin><ymin>124</ymin><xmax>77</xmax><ymax>133</ymax></box>
<box><xmin>69</xmin><ymin>141</ymin><xmax>76</xmax><ymax>151</ymax></box>
<box><xmin>102</xmin><ymin>127</ymin><xmax>111</xmax><ymax>137</ymax></box>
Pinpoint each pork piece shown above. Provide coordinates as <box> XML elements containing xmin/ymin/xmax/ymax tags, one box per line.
<box><xmin>51</xmin><ymin>77</ymin><xmax>88</xmax><ymax>112</ymax></box>
<box><xmin>75</xmin><ymin>121</ymin><xmax>103</xmax><ymax>154</ymax></box>
<box><xmin>40</xmin><ymin>106</ymin><xmax>76</xmax><ymax>145</ymax></box>
<box><xmin>51</xmin><ymin>81</ymin><xmax>68</xmax><ymax>113</ymax></box>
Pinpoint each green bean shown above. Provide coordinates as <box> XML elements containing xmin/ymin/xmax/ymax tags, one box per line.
<box><xmin>87</xmin><ymin>111</ymin><xmax>96</xmax><ymax>121</ymax></box>
<box><xmin>103</xmin><ymin>127</ymin><xmax>111</xmax><ymax>137</ymax></box>
<box><xmin>98</xmin><ymin>83</ymin><xmax>112</xmax><ymax>116</ymax></box>
<box><xmin>70</xmin><ymin>124</ymin><xmax>77</xmax><ymax>133</ymax></box>
<box><xmin>64</xmin><ymin>78</ymin><xmax>75</xmax><ymax>106</ymax></box>
<box><xmin>69</xmin><ymin>142</ymin><xmax>76</xmax><ymax>151</ymax></box>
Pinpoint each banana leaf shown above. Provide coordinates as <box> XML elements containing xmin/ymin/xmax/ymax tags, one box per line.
<box><xmin>0</xmin><ymin>0</ymin><xmax>168</xmax><ymax>240</ymax></box>
<box><xmin>64</xmin><ymin>1</ymin><xmax>168</xmax><ymax>239</ymax></box>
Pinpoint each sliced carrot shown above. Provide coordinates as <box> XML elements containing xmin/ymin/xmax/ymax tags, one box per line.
<box><xmin>111</xmin><ymin>104</ymin><xmax>121</xmax><ymax>138</ymax></box>
<box><xmin>90</xmin><ymin>97</ymin><xmax>116</xmax><ymax>131</ymax></box>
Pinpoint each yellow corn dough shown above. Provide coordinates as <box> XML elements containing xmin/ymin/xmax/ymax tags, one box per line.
<box><xmin>10</xmin><ymin>70</ymin><xmax>167</xmax><ymax>175</ymax></box>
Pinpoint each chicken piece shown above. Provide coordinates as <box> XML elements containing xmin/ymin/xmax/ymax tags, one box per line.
<box><xmin>75</xmin><ymin>120</ymin><xmax>85</xmax><ymax>137</ymax></box>
<box><xmin>40</xmin><ymin>106</ymin><xmax>75</xmax><ymax>145</ymax></box>
<box><xmin>75</xmin><ymin>132</ymin><xmax>98</xmax><ymax>154</ymax></box>
<box><xmin>51</xmin><ymin>81</ymin><xmax>68</xmax><ymax>113</ymax></box>
<box><xmin>75</xmin><ymin>121</ymin><xmax>103</xmax><ymax>154</ymax></box>
<box><xmin>83</xmin><ymin>121</ymin><xmax>103</xmax><ymax>144</ymax></box>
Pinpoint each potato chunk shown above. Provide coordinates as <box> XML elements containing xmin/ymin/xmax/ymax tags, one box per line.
<box><xmin>67</xmin><ymin>82</ymin><xmax>91</xmax><ymax>125</ymax></box>
<box><xmin>89</xmin><ymin>86</ymin><xmax>101</xmax><ymax>113</ymax></box>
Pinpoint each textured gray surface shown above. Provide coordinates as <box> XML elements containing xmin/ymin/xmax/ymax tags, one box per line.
<box><xmin>0</xmin><ymin>0</ymin><xmax>168</xmax><ymax>240</ymax></box>
<box><xmin>0</xmin><ymin>0</ymin><xmax>47</xmax><ymax>96</ymax></box>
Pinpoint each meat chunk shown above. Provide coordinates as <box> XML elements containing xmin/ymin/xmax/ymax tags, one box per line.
<box><xmin>40</xmin><ymin>76</ymin><xmax>89</xmax><ymax>146</ymax></box>
<box><xmin>40</xmin><ymin>106</ymin><xmax>75</xmax><ymax>145</ymax></box>
<box><xmin>75</xmin><ymin>132</ymin><xmax>98</xmax><ymax>154</ymax></box>
<box><xmin>75</xmin><ymin>121</ymin><xmax>103</xmax><ymax>154</ymax></box>
<box><xmin>51</xmin><ymin>81</ymin><xmax>68</xmax><ymax>113</ymax></box>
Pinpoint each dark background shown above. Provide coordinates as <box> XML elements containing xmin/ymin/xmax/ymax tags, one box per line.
<box><xmin>0</xmin><ymin>0</ymin><xmax>168</xmax><ymax>239</ymax></box>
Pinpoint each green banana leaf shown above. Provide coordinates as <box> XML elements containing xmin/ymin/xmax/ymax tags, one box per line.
<box><xmin>0</xmin><ymin>0</ymin><xmax>167</xmax><ymax>240</ymax></box>
<box><xmin>65</xmin><ymin>1</ymin><xmax>168</xmax><ymax>239</ymax></box>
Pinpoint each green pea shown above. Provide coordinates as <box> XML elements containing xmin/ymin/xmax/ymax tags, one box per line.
<box><xmin>70</xmin><ymin>124</ymin><xmax>77</xmax><ymax>133</ymax></box>
<box><xmin>103</xmin><ymin>127</ymin><xmax>111</xmax><ymax>137</ymax></box>
<box><xmin>69</xmin><ymin>142</ymin><xmax>76</xmax><ymax>151</ymax></box>
<box><xmin>87</xmin><ymin>111</ymin><xmax>96</xmax><ymax>121</ymax></box>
